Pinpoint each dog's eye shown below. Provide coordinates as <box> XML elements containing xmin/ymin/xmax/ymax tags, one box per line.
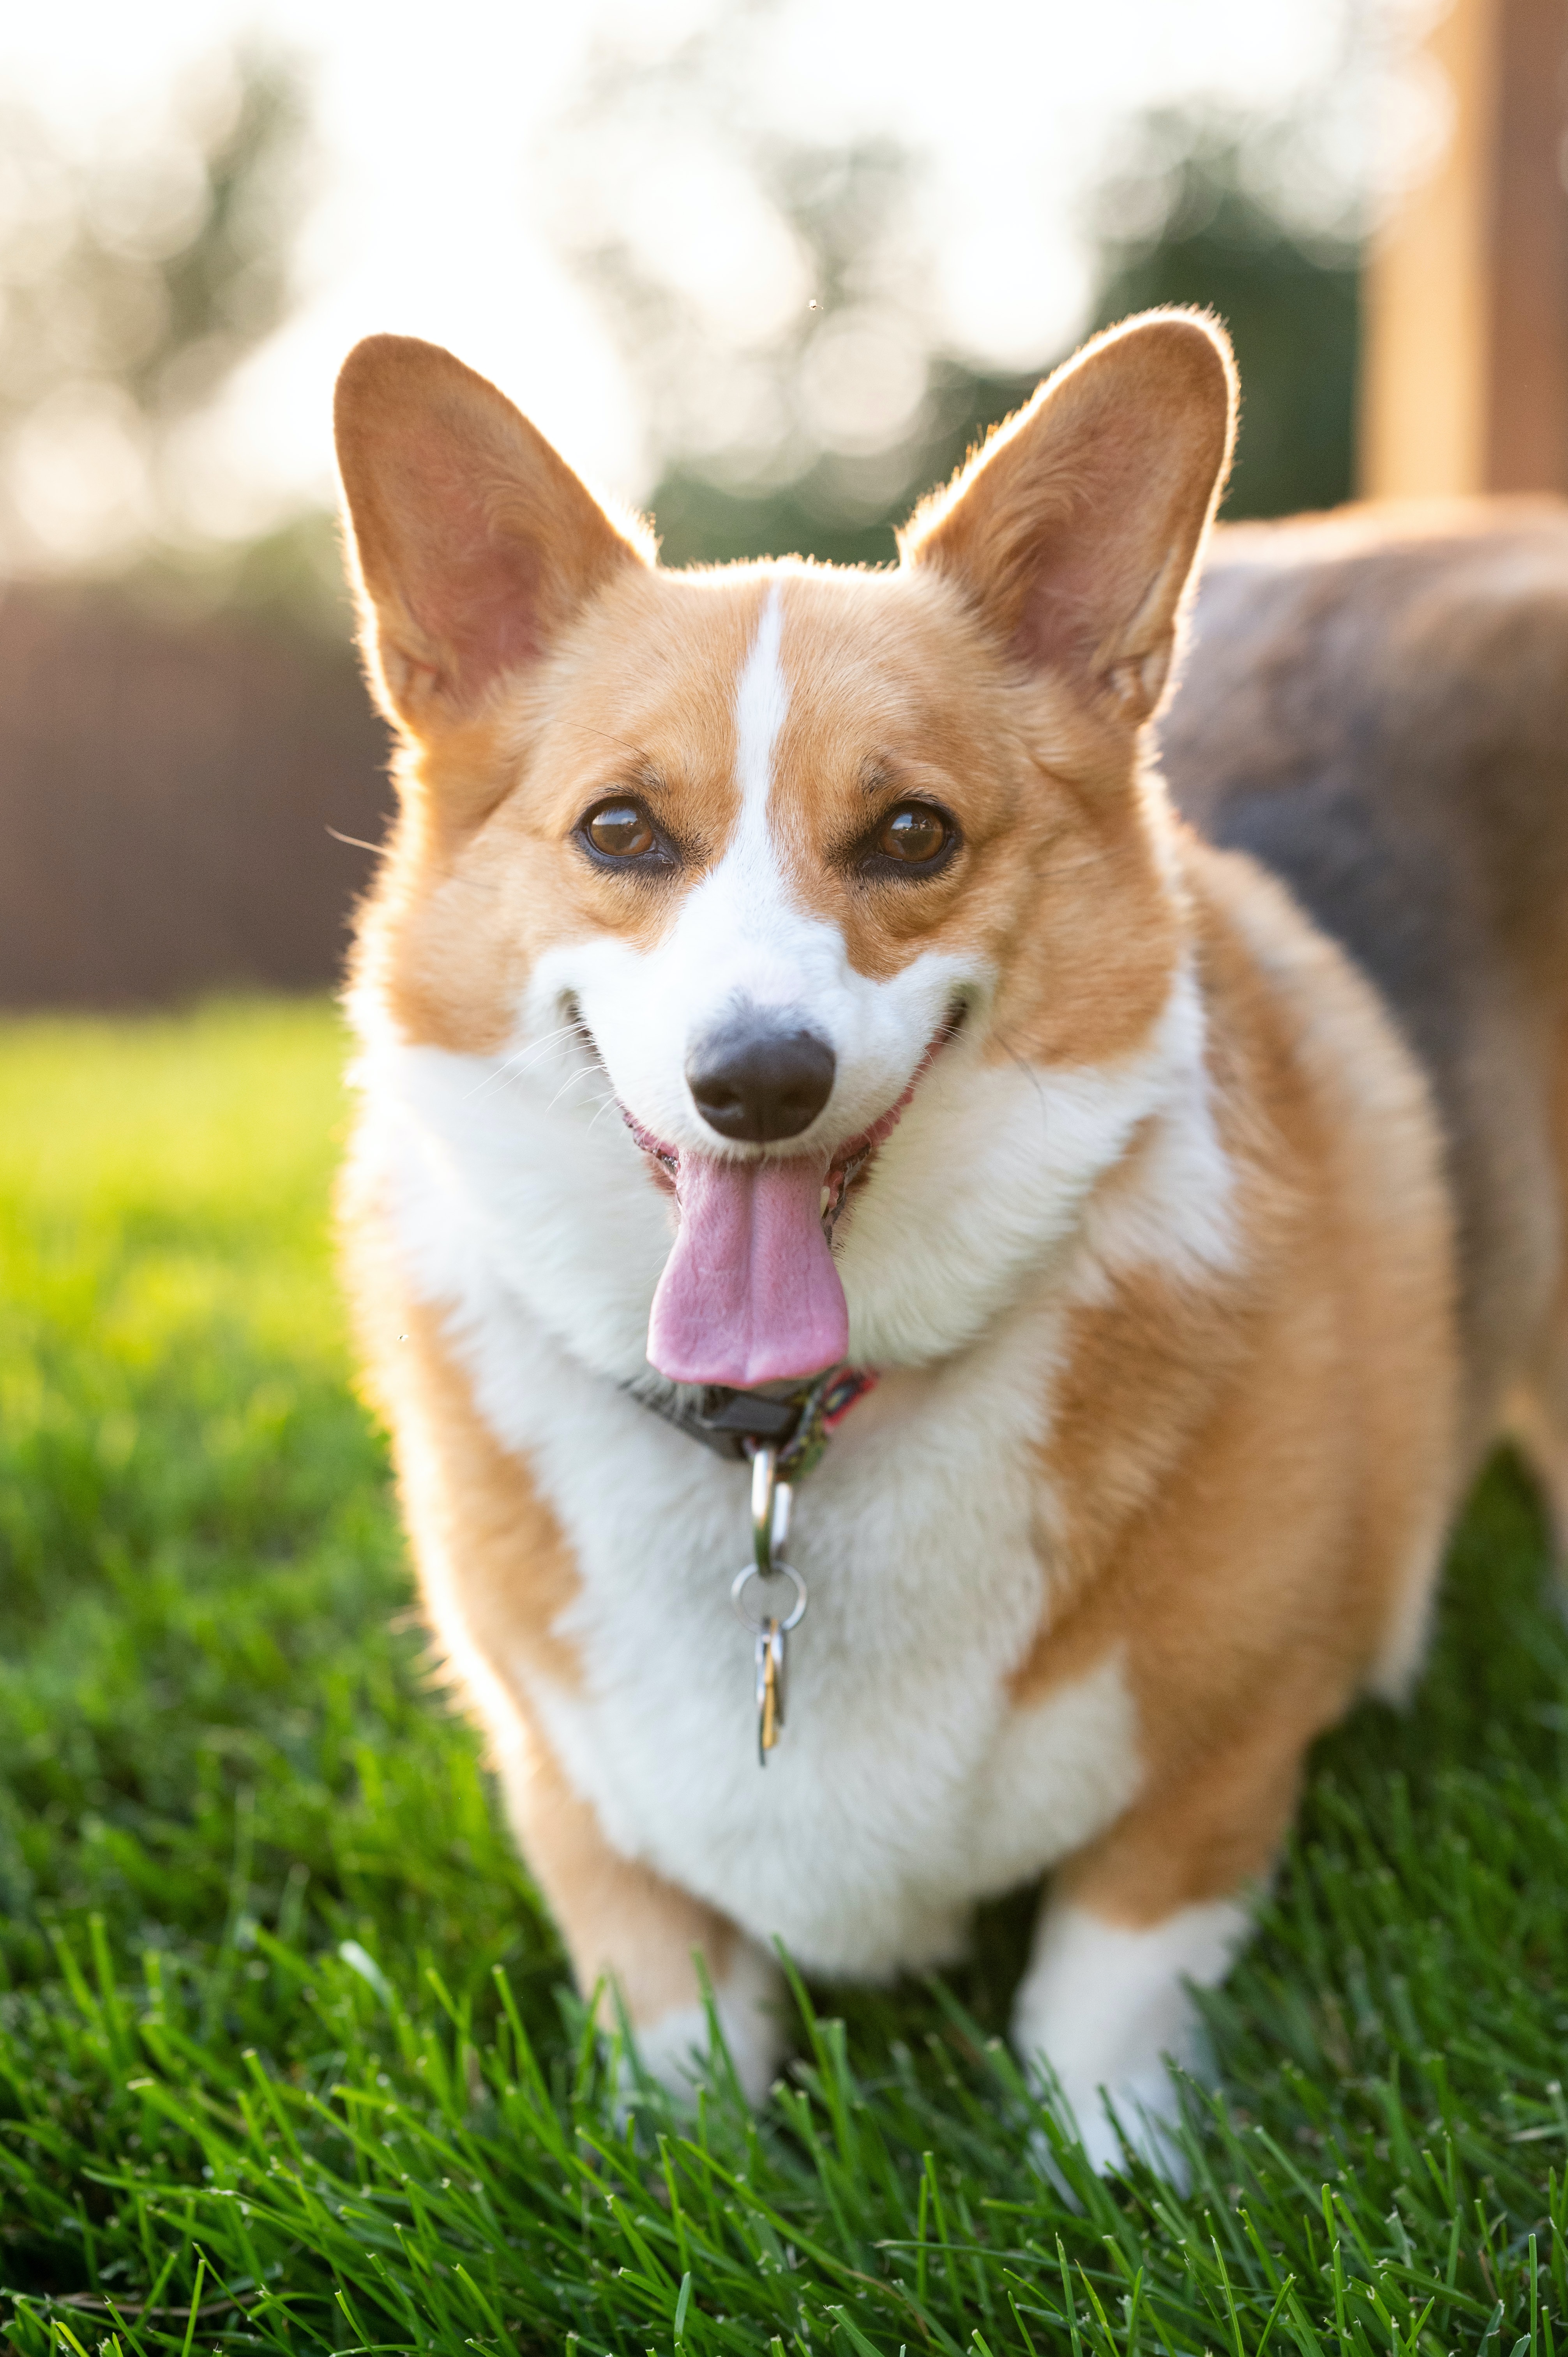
<box><xmin>875</xmin><ymin>804</ymin><xmax>950</xmax><ymax>865</ymax></box>
<box><xmin>585</xmin><ymin>802</ymin><xmax>656</xmax><ymax>859</ymax></box>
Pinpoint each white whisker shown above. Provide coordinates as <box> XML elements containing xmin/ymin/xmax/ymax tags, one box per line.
<box><xmin>462</xmin><ymin>1022</ymin><xmax>582</xmax><ymax>1103</ymax></box>
<box><xmin>547</xmin><ymin>1063</ymin><xmax>607</xmax><ymax>1114</ymax></box>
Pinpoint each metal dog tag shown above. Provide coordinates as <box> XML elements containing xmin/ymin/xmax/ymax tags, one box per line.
<box><xmin>732</xmin><ymin>1562</ymin><xmax>806</xmax><ymax>1765</ymax></box>
<box><xmin>757</xmin><ymin>1618</ymin><xmax>786</xmax><ymax>1758</ymax></box>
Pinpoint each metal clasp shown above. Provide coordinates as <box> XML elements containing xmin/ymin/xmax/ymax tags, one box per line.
<box><xmin>750</xmin><ymin>1442</ymin><xmax>793</xmax><ymax>1576</ymax></box>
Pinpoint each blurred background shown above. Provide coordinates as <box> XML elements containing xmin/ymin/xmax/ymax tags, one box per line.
<box><xmin>0</xmin><ymin>0</ymin><xmax>1561</xmax><ymax>1009</ymax></box>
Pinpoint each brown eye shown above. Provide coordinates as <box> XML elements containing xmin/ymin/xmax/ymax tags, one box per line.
<box><xmin>876</xmin><ymin>803</ymin><xmax>950</xmax><ymax>864</ymax></box>
<box><xmin>586</xmin><ymin>802</ymin><xmax>655</xmax><ymax>859</ymax></box>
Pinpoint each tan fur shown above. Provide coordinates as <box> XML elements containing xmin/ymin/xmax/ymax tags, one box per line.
<box><xmin>1010</xmin><ymin>848</ymin><xmax>1458</xmax><ymax>1923</ymax></box>
<box><xmin>356</xmin><ymin>569</ymin><xmax>767</xmax><ymax>1053</ymax></box>
<box><xmin>500</xmin><ymin>1732</ymin><xmax>745</xmax><ymax>2030</ymax></box>
<box><xmin>1160</xmin><ymin>501</ymin><xmax>1568</xmax><ymax>1454</ymax></box>
<box><xmin>332</xmin><ymin>313</ymin><xmax>1563</xmax><ymax>2093</ymax></box>
<box><xmin>339</xmin><ymin>1167</ymin><xmax>583</xmax><ymax>1694</ymax></box>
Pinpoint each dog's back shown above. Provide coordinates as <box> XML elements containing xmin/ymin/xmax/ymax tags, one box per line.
<box><xmin>1160</xmin><ymin>504</ymin><xmax>1568</xmax><ymax>1465</ymax></box>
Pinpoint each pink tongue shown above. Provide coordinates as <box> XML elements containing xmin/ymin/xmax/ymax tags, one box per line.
<box><xmin>647</xmin><ymin>1154</ymin><xmax>849</xmax><ymax>1387</ymax></box>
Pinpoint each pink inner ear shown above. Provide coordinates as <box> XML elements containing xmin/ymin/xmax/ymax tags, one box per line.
<box><xmin>1014</xmin><ymin>561</ymin><xmax>1104</xmax><ymax>677</ymax></box>
<box><xmin>1010</xmin><ymin>432</ymin><xmax>1156</xmax><ymax>682</ymax></box>
<box><xmin>388</xmin><ymin>425</ymin><xmax>544</xmax><ymax>703</ymax></box>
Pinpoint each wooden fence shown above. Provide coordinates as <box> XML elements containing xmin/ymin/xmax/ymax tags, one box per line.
<box><xmin>0</xmin><ymin>584</ymin><xmax>390</xmax><ymax>1008</ymax></box>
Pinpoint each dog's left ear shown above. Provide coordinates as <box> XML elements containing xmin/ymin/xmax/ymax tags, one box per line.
<box><xmin>901</xmin><ymin>309</ymin><xmax>1236</xmax><ymax>726</ymax></box>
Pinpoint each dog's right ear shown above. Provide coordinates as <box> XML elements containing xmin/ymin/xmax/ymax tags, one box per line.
<box><xmin>334</xmin><ymin>335</ymin><xmax>647</xmax><ymax>736</ymax></box>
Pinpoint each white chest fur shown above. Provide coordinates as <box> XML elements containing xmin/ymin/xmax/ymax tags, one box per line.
<box><xmin>371</xmin><ymin>1090</ymin><xmax>1145</xmax><ymax>1979</ymax></box>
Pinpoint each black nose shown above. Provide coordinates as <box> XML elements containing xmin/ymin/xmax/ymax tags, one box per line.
<box><xmin>686</xmin><ymin>1014</ymin><xmax>836</xmax><ymax>1144</ymax></box>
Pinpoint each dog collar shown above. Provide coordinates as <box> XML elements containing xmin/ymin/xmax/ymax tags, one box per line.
<box><xmin>621</xmin><ymin>1361</ymin><xmax>875</xmax><ymax>1481</ymax></box>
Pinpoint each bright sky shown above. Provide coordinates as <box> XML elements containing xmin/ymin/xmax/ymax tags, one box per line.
<box><xmin>1</xmin><ymin>0</ymin><xmax>1434</xmax><ymax>539</ymax></box>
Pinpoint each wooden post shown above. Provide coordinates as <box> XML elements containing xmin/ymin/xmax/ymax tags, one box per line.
<box><xmin>1360</xmin><ymin>0</ymin><xmax>1568</xmax><ymax>498</ymax></box>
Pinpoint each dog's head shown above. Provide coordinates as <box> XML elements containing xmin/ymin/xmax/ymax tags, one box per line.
<box><xmin>336</xmin><ymin>314</ymin><xmax>1235</xmax><ymax>1387</ymax></box>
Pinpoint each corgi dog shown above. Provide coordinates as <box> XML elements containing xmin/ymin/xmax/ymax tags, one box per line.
<box><xmin>333</xmin><ymin>309</ymin><xmax>1568</xmax><ymax>2173</ymax></box>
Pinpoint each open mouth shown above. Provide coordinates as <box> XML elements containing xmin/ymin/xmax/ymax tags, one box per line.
<box><xmin>585</xmin><ymin>1000</ymin><xmax>966</xmax><ymax>1390</ymax></box>
<box><xmin>614</xmin><ymin>998</ymin><xmax>964</xmax><ymax>1226</ymax></box>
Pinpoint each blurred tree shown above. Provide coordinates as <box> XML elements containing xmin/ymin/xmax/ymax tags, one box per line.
<box><xmin>644</xmin><ymin>345</ymin><xmax>1039</xmax><ymax>571</ymax></box>
<box><xmin>650</xmin><ymin>143</ymin><xmax>1052</xmax><ymax>564</ymax></box>
<box><xmin>1088</xmin><ymin>110</ymin><xmax>1360</xmax><ymax>521</ymax></box>
<box><xmin>555</xmin><ymin>12</ymin><xmax>1364</xmax><ymax>565</ymax></box>
<box><xmin>0</xmin><ymin>49</ymin><xmax>312</xmax><ymax>572</ymax></box>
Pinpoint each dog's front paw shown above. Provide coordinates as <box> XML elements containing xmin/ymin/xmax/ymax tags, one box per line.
<box><xmin>1034</xmin><ymin>2055</ymin><xmax>1196</xmax><ymax>2186</ymax></box>
<box><xmin>1012</xmin><ymin>1894</ymin><xmax>1250</xmax><ymax>2183</ymax></box>
<box><xmin>621</xmin><ymin>1941</ymin><xmax>786</xmax><ymax>2110</ymax></box>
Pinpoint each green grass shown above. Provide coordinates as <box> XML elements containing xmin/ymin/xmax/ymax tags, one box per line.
<box><xmin>0</xmin><ymin>997</ymin><xmax>1565</xmax><ymax>2357</ymax></box>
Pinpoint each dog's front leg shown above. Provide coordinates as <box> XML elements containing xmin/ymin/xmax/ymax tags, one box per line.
<box><xmin>1013</xmin><ymin>1729</ymin><xmax>1301</xmax><ymax>2177</ymax></box>
<box><xmin>496</xmin><ymin>1728</ymin><xmax>785</xmax><ymax>2106</ymax></box>
<box><xmin>1013</xmin><ymin>1882</ymin><xmax>1250</xmax><ymax>2179</ymax></box>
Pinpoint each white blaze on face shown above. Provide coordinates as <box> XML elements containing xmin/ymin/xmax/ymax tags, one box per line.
<box><xmin>636</xmin><ymin>583</ymin><xmax>832</xmax><ymax>1080</ymax></box>
<box><xmin>729</xmin><ymin>581</ymin><xmax>789</xmax><ymax>905</ymax></box>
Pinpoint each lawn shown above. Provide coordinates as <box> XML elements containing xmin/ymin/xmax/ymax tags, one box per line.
<box><xmin>0</xmin><ymin>997</ymin><xmax>1565</xmax><ymax>2357</ymax></box>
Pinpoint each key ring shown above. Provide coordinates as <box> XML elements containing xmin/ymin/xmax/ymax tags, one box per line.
<box><xmin>730</xmin><ymin>1558</ymin><xmax>808</xmax><ymax>1634</ymax></box>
